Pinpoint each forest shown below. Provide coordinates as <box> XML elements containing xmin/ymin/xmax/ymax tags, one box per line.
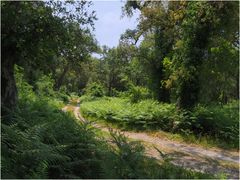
<box><xmin>1</xmin><ymin>1</ymin><xmax>239</xmax><ymax>179</ymax></box>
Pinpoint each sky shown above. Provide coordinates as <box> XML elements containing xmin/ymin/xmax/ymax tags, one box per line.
<box><xmin>89</xmin><ymin>1</ymin><xmax>140</xmax><ymax>48</ymax></box>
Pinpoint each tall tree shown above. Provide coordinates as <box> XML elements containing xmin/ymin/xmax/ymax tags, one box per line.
<box><xmin>2</xmin><ymin>1</ymin><xmax>59</xmax><ymax>110</ymax></box>
<box><xmin>122</xmin><ymin>1</ymin><xmax>180</xmax><ymax>102</ymax></box>
<box><xmin>1</xmin><ymin>1</ymin><xmax>96</xmax><ymax>110</ymax></box>
<box><xmin>174</xmin><ymin>1</ymin><xmax>239</xmax><ymax>109</ymax></box>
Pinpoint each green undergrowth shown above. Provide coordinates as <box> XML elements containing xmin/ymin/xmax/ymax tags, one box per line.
<box><xmin>81</xmin><ymin>115</ymin><xmax>236</xmax><ymax>151</ymax></box>
<box><xmin>0</xmin><ymin>65</ymin><xmax>231</xmax><ymax>179</ymax></box>
<box><xmin>1</xmin><ymin>96</ymin><xmax>214</xmax><ymax>179</ymax></box>
<box><xmin>0</xmin><ymin>71</ymin><xmax>223</xmax><ymax>179</ymax></box>
<box><xmin>2</xmin><ymin>98</ymin><xmax>102</xmax><ymax>178</ymax></box>
<box><xmin>80</xmin><ymin>97</ymin><xmax>239</xmax><ymax>149</ymax></box>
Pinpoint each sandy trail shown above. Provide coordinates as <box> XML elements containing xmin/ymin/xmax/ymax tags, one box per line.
<box><xmin>62</xmin><ymin>103</ymin><xmax>239</xmax><ymax>179</ymax></box>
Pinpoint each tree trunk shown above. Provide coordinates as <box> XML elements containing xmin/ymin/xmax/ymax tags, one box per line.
<box><xmin>1</xmin><ymin>2</ymin><xmax>20</xmax><ymax>113</ymax></box>
<box><xmin>1</xmin><ymin>55</ymin><xmax>18</xmax><ymax>112</ymax></box>
<box><xmin>177</xmin><ymin>74</ymin><xmax>200</xmax><ymax>109</ymax></box>
<box><xmin>154</xmin><ymin>28</ymin><xmax>170</xmax><ymax>103</ymax></box>
<box><xmin>236</xmin><ymin>75</ymin><xmax>239</xmax><ymax>100</ymax></box>
<box><xmin>177</xmin><ymin>27</ymin><xmax>211</xmax><ymax>109</ymax></box>
<box><xmin>55</xmin><ymin>64</ymin><xmax>69</xmax><ymax>90</ymax></box>
<box><xmin>108</xmin><ymin>80</ymin><xmax>112</xmax><ymax>96</ymax></box>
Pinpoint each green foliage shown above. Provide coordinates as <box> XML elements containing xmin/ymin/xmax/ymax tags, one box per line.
<box><xmin>15</xmin><ymin>65</ymin><xmax>69</xmax><ymax>103</ymax></box>
<box><xmin>79</xmin><ymin>95</ymin><xmax>99</xmax><ymax>104</ymax></box>
<box><xmin>121</xmin><ymin>1</ymin><xmax>238</xmax><ymax>108</ymax></box>
<box><xmin>35</xmin><ymin>74</ymin><xmax>55</xmax><ymax>97</ymax></box>
<box><xmin>199</xmin><ymin>38</ymin><xmax>239</xmax><ymax>103</ymax></box>
<box><xmin>2</xmin><ymin>1</ymin><xmax>239</xmax><ymax>178</ymax></box>
<box><xmin>84</xmin><ymin>82</ymin><xmax>105</xmax><ymax>97</ymax></box>
<box><xmin>15</xmin><ymin>65</ymin><xmax>36</xmax><ymax>102</ymax></box>
<box><xmin>1</xmin><ymin>1</ymin><xmax>98</xmax><ymax>109</ymax></box>
<box><xmin>97</xmin><ymin>45</ymin><xmax>137</xmax><ymax>96</ymax></box>
<box><xmin>81</xmin><ymin>97</ymin><xmax>239</xmax><ymax>148</ymax></box>
<box><xmin>192</xmin><ymin>101</ymin><xmax>239</xmax><ymax>145</ymax></box>
<box><xmin>4</xmin><ymin>49</ymin><xmax>219</xmax><ymax>180</ymax></box>
<box><xmin>1</xmin><ymin>97</ymin><xmax>104</xmax><ymax>178</ymax></box>
<box><xmin>171</xmin><ymin>1</ymin><xmax>239</xmax><ymax>108</ymax></box>
<box><xmin>81</xmin><ymin>97</ymin><xmax>177</xmax><ymax>130</ymax></box>
<box><xmin>129</xmin><ymin>85</ymin><xmax>151</xmax><ymax>103</ymax></box>
<box><xmin>1</xmin><ymin>94</ymin><xmax>212</xmax><ymax>178</ymax></box>
<box><xmin>103</xmin><ymin>130</ymin><xmax>147</xmax><ymax>178</ymax></box>
<box><xmin>55</xmin><ymin>86</ymin><xmax>70</xmax><ymax>103</ymax></box>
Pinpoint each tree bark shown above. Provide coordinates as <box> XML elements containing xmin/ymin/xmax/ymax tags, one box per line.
<box><xmin>1</xmin><ymin>2</ymin><xmax>21</xmax><ymax>113</ymax></box>
<box><xmin>1</xmin><ymin>55</ymin><xmax>18</xmax><ymax>112</ymax></box>
<box><xmin>154</xmin><ymin>28</ymin><xmax>170</xmax><ymax>103</ymax></box>
<box><xmin>55</xmin><ymin>64</ymin><xmax>69</xmax><ymax>90</ymax></box>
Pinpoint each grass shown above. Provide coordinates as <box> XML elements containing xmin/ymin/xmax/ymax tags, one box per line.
<box><xmin>80</xmin><ymin>96</ymin><xmax>239</xmax><ymax>149</ymax></box>
<box><xmin>148</xmin><ymin>130</ymin><xmax>239</xmax><ymax>150</ymax></box>
<box><xmin>83</xmin><ymin>114</ymin><xmax>238</xmax><ymax>151</ymax></box>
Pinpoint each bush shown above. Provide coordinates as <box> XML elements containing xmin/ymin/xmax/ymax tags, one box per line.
<box><xmin>35</xmin><ymin>74</ymin><xmax>55</xmax><ymax>97</ymax></box>
<box><xmin>128</xmin><ymin>86</ymin><xmax>151</xmax><ymax>103</ymax></box>
<box><xmin>15</xmin><ymin>66</ymin><xmax>70</xmax><ymax>103</ymax></box>
<box><xmin>84</xmin><ymin>82</ymin><xmax>105</xmax><ymax>97</ymax></box>
<box><xmin>1</xmin><ymin>97</ymin><xmax>105</xmax><ymax>179</ymax></box>
<box><xmin>15</xmin><ymin>65</ymin><xmax>36</xmax><ymax>102</ymax></box>
<box><xmin>56</xmin><ymin>86</ymin><xmax>70</xmax><ymax>102</ymax></box>
<box><xmin>55</xmin><ymin>92</ymin><xmax>69</xmax><ymax>102</ymax></box>
<box><xmin>191</xmin><ymin>101</ymin><xmax>238</xmax><ymax>145</ymax></box>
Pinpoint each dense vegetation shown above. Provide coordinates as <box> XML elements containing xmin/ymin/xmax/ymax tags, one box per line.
<box><xmin>1</xmin><ymin>0</ymin><xmax>239</xmax><ymax>179</ymax></box>
<box><xmin>2</xmin><ymin>69</ymin><xmax>213</xmax><ymax>179</ymax></box>
<box><xmin>81</xmin><ymin>97</ymin><xmax>238</xmax><ymax>148</ymax></box>
<box><xmin>78</xmin><ymin>1</ymin><xmax>239</xmax><ymax>150</ymax></box>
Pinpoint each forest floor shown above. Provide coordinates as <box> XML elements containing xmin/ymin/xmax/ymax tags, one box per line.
<box><xmin>62</xmin><ymin>102</ymin><xmax>239</xmax><ymax>179</ymax></box>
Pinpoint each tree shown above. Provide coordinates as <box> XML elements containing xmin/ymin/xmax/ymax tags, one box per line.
<box><xmin>1</xmin><ymin>1</ymin><xmax>97</xmax><ymax>110</ymax></box>
<box><xmin>102</xmin><ymin>47</ymin><xmax>128</xmax><ymax>96</ymax></box>
<box><xmin>122</xmin><ymin>1</ymin><xmax>182</xmax><ymax>102</ymax></box>
<box><xmin>54</xmin><ymin>22</ymin><xmax>97</xmax><ymax>90</ymax></box>
<box><xmin>174</xmin><ymin>1</ymin><xmax>239</xmax><ymax>109</ymax></box>
<box><xmin>199</xmin><ymin>37</ymin><xmax>239</xmax><ymax>104</ymax></box>
<box><xmin>2</xmin><ymin>1</ymin><xmax>59</xmax><ymax>110</ymax></box>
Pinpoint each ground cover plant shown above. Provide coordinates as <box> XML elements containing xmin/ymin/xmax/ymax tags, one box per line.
<box><xmin>81</xmin><ymin>97</ymin><xmax>239</xmax><ymax>149</ymax></box>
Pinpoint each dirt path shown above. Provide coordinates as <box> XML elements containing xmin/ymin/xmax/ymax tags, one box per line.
<box><xmin>62</xmin><ymin>103</ymin><xmax>239</xmax><ymax>179</ymax></box>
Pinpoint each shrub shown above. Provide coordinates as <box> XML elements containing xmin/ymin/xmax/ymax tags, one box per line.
<box><xmin>15</xmin><ymin>66</ymin><xmax>70</xmax><ymax>103</ymax></box>
<box><xmin>35</xmin><ymin>74</ymin><xmax>55</xmax><ymax>97</ymax></box>
<box><xmin>128</xmin><ymin>86</ymin><xmax>151</xmax><ymax>103</ymax></box>
<box><xmin>15</xmin><ymin>65</ymin><xmax>36</xmax><ymax>102</ymax></box>
<box><xmin>1</xmin><ymin>97</ymin><xmax>105</xmax><ymax>179</ymax></box>
<box><xmin>55</xmin><ymin>92</ymin><xmax>69</xmax><ymax>102</ymax></box>
<box><xmin>193</xmin><ymin>101</ymin><xmax>239</xmax><ymax>144</ymax></box>
<box><xmin>56</xmin><ymin>86</ymin><xmax>70</xmax><ymax>102</ymax></box>
<box><xmin>174</xmin><ymin>101</ymin><xmax>239</xmax><ymax>146</ymax></box>
<box><xmin>84</xmin><ymin>82</ymin><xmax>105</xmax><ymax>97</ymax></box>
